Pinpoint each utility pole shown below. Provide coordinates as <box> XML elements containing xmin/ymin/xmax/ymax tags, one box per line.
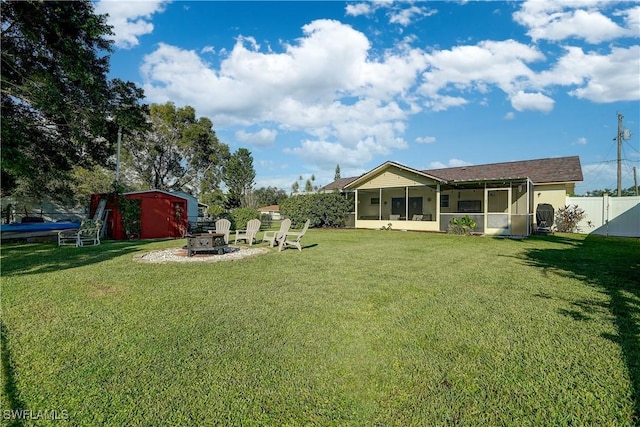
<box><xmin>634</xmin><ymin>166</ymin><xmax>638</xmax><ymax>196</ymax></box>
<box><xmin>617</xmin><ymin>113</ymin><xmax>623</xmax><ymax>197</ymax></box>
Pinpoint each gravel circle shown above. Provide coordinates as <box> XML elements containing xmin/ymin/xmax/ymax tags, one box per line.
<box><xmin>135</xmin><ymin>246</ymin><xmax>269</xmax><ymax>263</ymax></box>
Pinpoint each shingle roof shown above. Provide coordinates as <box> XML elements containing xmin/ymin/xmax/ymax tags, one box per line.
<box><xmin>319</xmin><ymin>156</ymin><xmax>582</xmax><ymax>190</ymax></box>
<box><xmin>424</xmin><ymin>156</ymin><xmax>583</xmax><ymax>184</ymax></box>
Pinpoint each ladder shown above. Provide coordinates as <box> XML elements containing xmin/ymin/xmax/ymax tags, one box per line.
<box><xmin>93</xmin><ymin>199</ymin><xmax>107</xmax><ymax>221</ymax></box>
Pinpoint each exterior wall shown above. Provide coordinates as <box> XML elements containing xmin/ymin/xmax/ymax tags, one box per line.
<box><xmin>533</xmin><ymin>184</ymin><xmax>568</xmax><ymax>218</ymax></box>
<box><xmin>171</xmin><ymin>191</ymin><xmax>199</xmax><ymax>223</ymax></box>
<box><xmin>440</xmin><ymin>188</ymin><xmax>484</xmax><ymax>214</ymax></box>
<box><xmin>358</xmin><ymin>168</ymin><xmax>437</xmax><ymax>189</ymax></box>
<box><xmin>356</xmin><ymin>219</ymin><xmax>441</xmax><ymax>232</ymax></box>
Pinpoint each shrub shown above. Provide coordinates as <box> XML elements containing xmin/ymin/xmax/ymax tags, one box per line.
<box><xmin>280</xmin><ymin>193</ymin><xmax>352</xmax><ymax>228</ymax></box>
<box><xmin>555</xmin><ymin>205</ymin><xmax>586</xmax><ymax>233</ymax></box>
<box><xmin>448</xmin><ymin>215</ymin><xmax>477</xmax><ymax>235</ymax></box>
<box><xmin>230</xmin><ymin>207</ymin><xmax>260</xmax><ymax>230</ymax></box>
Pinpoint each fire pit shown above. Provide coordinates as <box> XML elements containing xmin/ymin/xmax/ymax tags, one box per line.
<box><xmin>186</xmin><ymin>233</ymin><xmax>227</xmax><ymax>256</ymax></box>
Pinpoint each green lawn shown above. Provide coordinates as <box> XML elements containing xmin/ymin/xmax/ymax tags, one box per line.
<box><xmin>1</xmin><ymin>230</ymin><xmax>639</xmax><ymax>426</ymax></box>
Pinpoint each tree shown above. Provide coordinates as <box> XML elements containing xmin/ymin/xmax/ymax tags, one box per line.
<box><xmin>123</xmin><ymin>102</ymin><xmax>229</xmax><ymax>194</ymax></box>
<box><xmin>1</xmin><ymin>0</ymin><xmax>147</xmax><ymax>201</ymax></box>
<box><xmin>305</xmin><ymin>179</ymin><xmax>314</xmax><ymax>193</ymax></box>
<box><xmin>223</xmin><ymin>148</ymin><xmax>256</xmax><ymax>209</ymax></box>
<box><xmin>291</xmin><ymin>181</ymin><xmax>300</xmax><ymax>194</ymax></box>
<box><xmin>253</xmin><ymin>186</ymin><xmax>288</xmax><ymax>207</ymax></box>
<box><xmin>334</xmin><ymin>164</ymin><xmax>341</xmax><ymax>180</ymax></box>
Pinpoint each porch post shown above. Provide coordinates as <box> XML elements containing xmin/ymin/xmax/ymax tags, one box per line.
<box><xmin>379</xmin><ymin>188</ymin><xmax>382</xmax><ymax>220</ymax></box>
<box><xmin>436</xmin><ymin>184</ymin><xmax>440</xmax><ymax>227</ymax></box>
<box><xmin>405</xmin><ymin>186</ymin><xmax>409</xmax><ymax>220</ymax></box>
<box><xmin>483</xmin><ymin>183</ymin><xmax>488</xmax><ymax>232</ymax></box>
<box><xmin>355</xmin><ymin>189</ymin><xmax>359</xmax><ymax>223</ymax></box>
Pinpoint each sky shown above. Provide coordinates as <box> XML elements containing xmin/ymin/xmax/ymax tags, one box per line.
<box><xmin>94</xmin><ymin>0</ymin><xmax>640</xmax><ymax>195</ymax></box>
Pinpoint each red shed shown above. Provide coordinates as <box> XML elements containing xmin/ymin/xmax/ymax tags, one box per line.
<box><xmin>90</xmin><ymin>190</ymin><xmax>188</xmax><ymax>240</ymax></box>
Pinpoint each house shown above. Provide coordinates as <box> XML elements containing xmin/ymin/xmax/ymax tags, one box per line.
<box><xmin>90</xmin><ymin>190</ymin><xmax>189</xmax><ymax>240</ymax></box>
<box><xmin>320</xmin><ymin>156</ymin><xmax>583</xmax><ymax>236</ymax></box>
<box><xmin>258</xmin><ymin>205</ymin><xmax>282</xmax><ymax>220</ymax></box>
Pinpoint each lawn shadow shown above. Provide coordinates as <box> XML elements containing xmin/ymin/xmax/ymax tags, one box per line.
<box><xmin>522</xmin><ymin>234</ymin><xmax>640</xmax><ymax>422</ymax></box>
<box><xmin>1</xmin><ymin>239</ymin><xmax>166</xmax><ymax>277</ymax></box>
<box><xmin>1</xmin><ymin>321</ymin><xmax>25</xmax><ymax>427</ymax></box>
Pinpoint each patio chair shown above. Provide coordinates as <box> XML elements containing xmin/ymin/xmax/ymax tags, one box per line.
<box><xmin>389</xmin><ymin>214</ymin><xmax>400</xmax><ymax>220</ymax></box>
<box><xmin>234</xmin><ymin>218</ymin><xmax>261</xmax><ymax>246</ymax></box>
<box><xmin>279</xmin><ymin>219</ymin><xmax>310</xmax><ymax>252</ymax></box>
<box><xmin>58</xmin><ymin>219</ymin><xmax>103</xmax><ymax>247</ymax></box>
<box><xmin>262</xmin><ymin>218</ymin><xmax>291</xmax><ymax>247</ymax></box>
<box><xmin>412</xmin><ymin>214</ymin><xmax>423</xmax><ymax>221</ymax></box>
<box><xmin>212</xmin><ymin>218</ymin><xmax>231</xmax><ymax>244</ymax></box>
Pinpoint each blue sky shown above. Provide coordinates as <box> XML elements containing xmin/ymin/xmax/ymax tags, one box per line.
<box><xmin>95</xmin><ymin>0</ymin><xmax>640</xmax><ymax>195</ymax></box>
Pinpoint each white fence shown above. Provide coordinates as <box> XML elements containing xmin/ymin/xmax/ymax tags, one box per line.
<box><xmin>566</xmin><ymin>195</ymin><xmax>640</xmax><ymax>238</ymax></box>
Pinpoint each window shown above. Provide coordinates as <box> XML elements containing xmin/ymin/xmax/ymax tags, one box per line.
<box><xmin>458</xmin><ymin>200</ymin><xmax>482</xmax><ymax>213</ymax></box>
<box><xmin>440</xmin><ymin>194</ymin><xmax>449</xmax><ymax>208</ymax></box>
<box><xmin>370</xmin><ymin>197</ymin><xmax>380</xmax><ymax>205</ymax></box>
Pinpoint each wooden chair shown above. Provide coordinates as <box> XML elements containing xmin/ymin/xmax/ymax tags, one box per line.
<box><xmin>262</xmin><ymin>218</ymin><xmax>291</xmax><ymax>247</ymax></box>
<box><xmin>234</xmin><ymin>219</ymin><xmax>261</xmax><ymax>246</ymax></box>
<box><xmin>212</xmin><ymin>218</ymin><xmax>231</xmax><ymax>244</ymax></box>
<box><xmin>278</xmin><ymin>219</ymin><xmax>310</xmax><ymax>252</ymax></box>
<box><xmin>58</xmin><ymin>219</ymin><xmax>103</xmax><ymax>247</ymax></box>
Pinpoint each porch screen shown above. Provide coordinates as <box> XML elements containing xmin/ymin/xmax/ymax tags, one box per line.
<box><xmin>392</xmin><ymin>197</ymin><xmax>423</xmax><ymax>217</ymax></box>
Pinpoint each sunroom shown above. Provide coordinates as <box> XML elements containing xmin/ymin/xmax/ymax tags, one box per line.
<box><xmin>345</xmin><ymin>162</ymin><xmax>532</xmax><ymax>236</ymax></box>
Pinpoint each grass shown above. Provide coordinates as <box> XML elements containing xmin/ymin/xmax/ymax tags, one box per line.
<box><xmin>1</xmin><ymin>229</ymin><xmax>639</xmax><ymax>426</ymax></box>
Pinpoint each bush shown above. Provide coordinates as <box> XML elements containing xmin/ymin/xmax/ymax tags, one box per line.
<box><xmin>280</xmin><ymin>193</ymin><xmax>352</xmax><ymax>228</ymax></box>
<box><xmin>448</xmin><ymin>215</ymin><xmax>477</xmax><ymax>235</ymax></box>
<box><xmin>555</xmin><ymin>205</ymin><xmax>586</xmax><ymax>233</ymax></box>
<box><xmin>229</xmin><ymin>207</ymin><xmax>260</xmax><ymax>230</ymax></box>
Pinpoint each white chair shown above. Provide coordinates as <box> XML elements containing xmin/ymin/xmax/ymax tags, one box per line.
<box><xmin>58</xmin><ymin>219</ymin><xmax>102</xmax><ymax>247</ymax></box>
<box><xmin>389</xmin><ymin>214</ymin><xmax>400</xmax><ymax>220</ymax></box>
<box><xmin>279</xmin><ymin>219</ymin><xmax>310</xmax><ymax>252</ymax></box>
<box><xmin>412</xmin><ymin>214</ymin><xmax>423</xmax><ymax>221</ymax></box>
<box><xmin>262</xmin><ymin>218</ymin><xmax>291</xmax><ymax>247</ymax></box>
<box><xmin>234</xmin><ymin>219</ymin><xmax>261</xmax><ymax>246</ymax></box>
<box><xmin>211</xmin><ymin>218</ymin><xmax>231</xmax><ymax>244</ymax></box>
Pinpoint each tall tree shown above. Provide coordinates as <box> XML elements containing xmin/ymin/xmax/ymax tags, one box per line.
<box><xmin>223</xmin><ymin>148</ymin><xmax>256</xmax><ymax>208</ymax></box>
<box><xmin>1</xmin><ymin>0</ymin><xmax>147</xmax><ymax>200</ymax></box>
<box><xmin>253</xmin><ymin>186</ymin><xmax>288</xmax><ymax>207</ymax></box>
<box><xmin>334</xmin><ymin>164</ymin><xmax>341</xmax><ymax>180</ymax></box>
<box><xmin>123</xmin><ymin>102</ymin><xmax>229</xmax><ymax>194</ymax></box>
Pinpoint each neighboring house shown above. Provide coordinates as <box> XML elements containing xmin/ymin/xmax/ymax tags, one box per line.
<box><xmin>258</xmin><ymin>205</ymin><xmax>281</xmax><ymax>220</ymax></box>
<box><xmin>320</xmin><ymin>156</ymin><xmax>583</xmax><ymax>236</ymax></box>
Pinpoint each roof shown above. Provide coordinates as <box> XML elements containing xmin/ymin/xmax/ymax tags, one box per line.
<box><xmin>258</xmin><ymin>204</ymin><xmax>280</xmax><ymax>212</ymax></box>
<box><xmin>425</xmin><ymin>156</ymin><xmax>583</xmax><ymax>184</ymax></box>
<box><xmin>319</xmin><ymin>177</ymin><xmax>358</xmax><ymax>191</ymax></box>
<box><xmin>123</xmin><ymin>189</ymin><xmax>189</xmax><ymax>200</ymax></box>
<box><xmin>320</xmin><ymin>156</ymin><xmax>583</xmax><ymax>190</ymax></box>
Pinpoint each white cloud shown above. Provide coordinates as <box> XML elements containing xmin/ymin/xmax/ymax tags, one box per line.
<box><xmin>201</xmin><ymin>46</ymin><xmax>215</xmax><ymax>54</ymax></box>
<box><xmin>504</xmin><ymin>112</ymin><xmax>516</xmax><ymax>120</ymax></box>
<box><xmin>389</xmin><ymin>5</ymin><xmax>437</xmax><ymax>26</ymax></box>
<box><xmin>95</xmin><ymin>0</ymin><xmax>170</xmax><ymax>49</ymax></box>
<box><xmin>416</xmin><ymin>136</ymin><xmax>436</xmax><ymax>144</ymax></box>
<box><xmin>420</xmin><ymin>39</ymin><xmax>545</xmax><ymax>98</ymax></box>
<box><xmin>235</xmin><ymin>129</ymin><xmax>278</xmax><ymax>146</ymax></box>
<box><xmin>575</xmin><ymin>137</ymin><xmax>588</xmax><ymax>145</ymax></box>
<box><xmin>510</xmin><ymin>91</ymin><xmax>555</xmax><ymax>112</ymax></box>
<box><xmin>427</xmin><ymin>159</ymin><xmax>473</xmax><ymax>169</ymax></box>
<box><xmin>513</xmin><ymin>0</ymin><xmax>635</xmax><ymax>43</ymax></box>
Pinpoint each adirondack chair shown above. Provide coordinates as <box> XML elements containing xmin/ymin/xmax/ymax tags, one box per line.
<box><xmin>278</xmin><ymin>219</ymin><xmax>310</xmax><ymax>252</ymax></box>
<box><xmin>234</xmin><ymin>219</ymin><xmax>261</xmax><ymax>246</ymax></box>
<box><xmin>212</xmin><ymin>218</ymin><xmax>231</xmax><ymax>244</ymax></box>
<box><xmin>262</xmin><ymin>218</ymin><xmax>291</xmax><ymax>247</ymax></box>
<box><xmin>58</xmin><ymin>219</ymin><xmax>103</xmax><ymax>247</ymax></box>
